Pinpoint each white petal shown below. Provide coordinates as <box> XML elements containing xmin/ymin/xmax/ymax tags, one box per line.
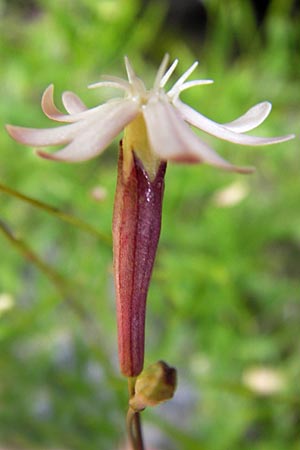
<box><xmin>223</xmin><ymin>102</ymin><xmax>272</xmax><ymax>132</ymax></box>
<box><xmin>142</xmin><ymin>98</ymin><xmax>253</xmax><ymax>173</ymax></box>
<box><xmin>62</xmin><ymin>91</ymin><xmax>88</xmax><ymax>114</ymax></box>
<box><xmin>37</xmin><ymin>99</ymin><xmax>139</xmax><ymax>162</ymax></box>
<box><xmin>176</xmin><ymin>100</ymin><xmax>295</xmax><ymax>146</ymax></box>
<box><xmin>5</xmin><ymin>121</ymin><xmax>84</xmax><ymax>146</ymax></box>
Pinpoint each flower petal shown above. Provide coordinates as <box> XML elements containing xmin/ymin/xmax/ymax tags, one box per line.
<box><xmin>223</xmin><ymin>102</ymin><xmax>272</xmax><ymax>132</ymax></box>
<box><xmin>41</xmin><ymin>85</ymin><xmax>87</xmax><ymax>122</ymax></box>
<box><xmin>37</xmin><ymin>99</ymin><xmax>139</xmax><ymax>162</ymax></box>
<box><xmin>176</xmin><ymin>100</ymin><xmax>295</xmax><ymax>145</ymax></box>
<box><xmin>62</xmin><ymin>91</ymin><xmax>88</xmax><ymax>114</ymax></box>
<box><xmin>143</xmin><ymin>98</ymin><xmax>253</xmax><ymax>173</ymax></box>
<box><xmin>5</xmin><ymin>121</ymin><xmax>84</xmax><ymax>146</ymax></box>
<box><xmin>42</xmin><ymin>85</ymin><xmax>95</xmax><ymax>122</ymax></box>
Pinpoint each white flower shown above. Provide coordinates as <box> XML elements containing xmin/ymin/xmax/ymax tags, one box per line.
<box><xmin>6</xmin><ymin>55</ymin><xmax>294</xmax><ymax>175</ymax></box>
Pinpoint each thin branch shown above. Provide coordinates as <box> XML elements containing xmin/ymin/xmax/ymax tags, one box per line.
<box><xmin>0</xmin><ymin>218</ymin><xmax>89</xmax><ymax>319</ymax></box>
<box><xmin>0</xmin><ymin>181</ymin><xmax>111</xmax><ymax>244</ymax></box>
<box><xmin>0</xmin><ymin>218</ymin><xmax>120</xmax><ymax>384</ymax></box>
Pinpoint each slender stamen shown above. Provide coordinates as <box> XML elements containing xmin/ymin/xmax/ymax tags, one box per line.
<box><xmin>88</xmin><ymin>81</ymin><xmax>131</xmax><ymax>92</ymax></box>
<box><xmin>89</xmin><ymin>76</ymin><xmax>131</xmax><ymax>93</ymax></box>
<box><xmin>168</xmin><ymin>61</ymin><xmax>199</xmax><ymax>97</ymax></box>
<box><xmin>160</xmin><ymin>59</ymin><xmax>179</xmax><ymax>88</ymax></box>
<box><xmin>170</xmin><ymin>79</ymin><xmax>214</xmax><ymax>102</ymax></box>
<box><xmin>153</xmin><ymin>54</ymin><xmax>170</xmax><ymax>90</ymax></box>
<box><xmin>125</xmin><ymin>56</ymin><xmax>137</xmax><ymax>84</ymax></box>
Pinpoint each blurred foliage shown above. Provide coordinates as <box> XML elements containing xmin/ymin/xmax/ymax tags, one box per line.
<box><xmin>0</xmin><ymin>0</ymin><xmax>300</xmax><ymax>449</ymax></box>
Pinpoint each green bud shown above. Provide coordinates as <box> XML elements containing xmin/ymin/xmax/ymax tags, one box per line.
<box><xmin>129</xmin><ymin>361</ymin><xmax>177</xmax><ymax>411</ymax></box>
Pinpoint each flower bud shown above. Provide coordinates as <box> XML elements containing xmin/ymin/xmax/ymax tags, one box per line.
<box><xmin>113</xmin><ymin>146</ymin><xmax>166</xmax><ymax>377</ymax></box>
<box><xmin>129</xmin><ymin>361</ymin><xmax>177</xmax><ymax>411</ymax></box>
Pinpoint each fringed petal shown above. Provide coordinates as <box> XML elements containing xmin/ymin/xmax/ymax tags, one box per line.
<box><xmin>37</xmin><ymin>99</ymin><xmax>139</xmax><ymax>162</ymax></box>
<box><xmin>143</xmin><ymin>99</ymin><xmax>253</xmax><ymax>173</ymax></box>
<box><xmin>176</xmin><ymin>100</ymin><xmax>295</xmax><ymax>145</ymax></box>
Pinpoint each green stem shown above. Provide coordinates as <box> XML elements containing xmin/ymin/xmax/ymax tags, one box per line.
<box><xmin>0</xmin><ymin>218</ymin><xmax>88</xmax><ymax>319</ymax></box>
<box><xmin>126</xmin><ymin>378</ymin><xmax>145</xmax><ymax>450</ymax></box>
<box><xmin>0</xmin><ymin>181</ymin><xmax>110</xmax><ymax>243</ymax></box>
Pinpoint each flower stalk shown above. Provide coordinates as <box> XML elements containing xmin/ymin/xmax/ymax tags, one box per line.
<box><xmin>113</xmin><ymin>145</ymin><xmax>166</xmax><ymax>377</ymax></box>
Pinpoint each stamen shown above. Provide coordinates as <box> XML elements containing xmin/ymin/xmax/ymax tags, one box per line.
<box><xmin>179</xmin><ymin>79</ymin><xmax>214</xmax><ymax>91</ymax></box>
<box><xmin>160</xmin><ymin>59</ymin><xmax>178</xmax><ymax>88</ymax></box>
<box><xmin>153</xmin><ymin>54</ymin><xmax>170</xmax><ymax>90</ymax></box>
<box><xmin>124</xmin><ymin>56</ymin><xmax>137</xmax><ymax>84</ymax></box>
<box><xmin>88</xmin><ymin>80</ymin><xmax>131</xmax><ymax>93</ymax></box>
<box><xmin>168</xmin><ymin>61</ymin><xmax>199</xmax><ymax>97</ymax></box>
<box><xmin>170</xmin><ymin>79</ymin><xmax>214</xmax><ymax>101</ymax></box>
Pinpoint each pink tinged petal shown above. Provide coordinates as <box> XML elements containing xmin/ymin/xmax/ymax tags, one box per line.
<box><xmin>41</xmin><ymin>85</ymin><xmax>65</xmax><ymax>120</ymax></box>
<box><xmin>143</xmin><ymin>99</ymin><xmax>253</xmax><ymax>173</ymax></box>
<box><xmin>62</xmin><ymin>91</ymin><xmax>88</xmax><ymax>114</ymax></box>
<box><xmin>42</xmin><ymin>85</ymin><xmax>95</xmax><ymax>123</ymax></box>
<box><xmin>41</xmin><ymin>85</ymin><xmax>86</xmax><ymax>122</ymax></box>
<box><xmin>37</xmin><ymin>99</ymin><xmax>139</xmax><ymax>162</ymax></box>
<box><xmin>223</xmin><ymin>102</ymin><xmax>272</xmax><ymax>133</ymax></box>
<box><xmin>43</xmin><ymin>84</ymin><xmax>129</xmax><ymax>124</ymax></box>
<box><xmin>5</xmin><ymin>121</ymin><xmax>84</xmax><ymax>146</ymax></box>
<box><xmin>176</xmin><ymin>100</ymin><xmax>295</xmax><ymax>146</ymax></box>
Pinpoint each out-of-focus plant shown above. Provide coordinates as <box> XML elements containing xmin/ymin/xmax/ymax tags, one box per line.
<box><xmin>1</xmin><ymin>0</ymin><xmax>300</xmax><ymax>449</ymax></box>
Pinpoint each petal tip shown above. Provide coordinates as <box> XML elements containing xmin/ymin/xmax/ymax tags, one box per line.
<box><xmin>36</xmin><ymin>150</ymin><xmax>56</xmax><ymax>161</ymax></box>
<box><xmin>5</xmin><ymin>124</ymin><xmax>27</xmax><ymax>144</ymax></box>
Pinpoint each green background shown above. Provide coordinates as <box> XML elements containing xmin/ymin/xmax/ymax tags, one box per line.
<box><xmin>0</xmin><ymin>0</ymin><xmax>299</xmax><ymax>448</ymax></box>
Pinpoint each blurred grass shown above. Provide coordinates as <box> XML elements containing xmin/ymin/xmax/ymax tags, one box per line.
<box><xmin>0</xmin><ymin>0</ymin><xmax>300</xmax><ymax>449</ymax></box>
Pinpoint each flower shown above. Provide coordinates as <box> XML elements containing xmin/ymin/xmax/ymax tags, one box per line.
<box><xmin>6</xmin><ymin>54</ymin><xmax>294</xmax><ymax>179</ymax></box>
<box><xmin>5</xmin><ymin>55</ymin><xmax>295</xmax><ymax>378</ymax></box>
